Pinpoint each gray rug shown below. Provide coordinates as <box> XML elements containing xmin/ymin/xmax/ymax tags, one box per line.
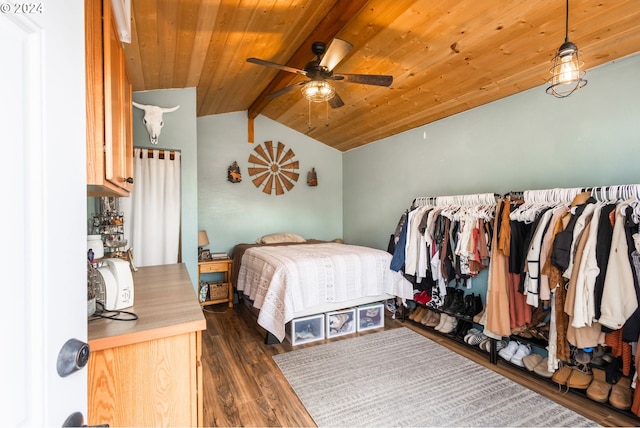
<box><xmin>273</xmin><ymin>327</ymin><xmax>599</xmax><ymax>427</ymax></box>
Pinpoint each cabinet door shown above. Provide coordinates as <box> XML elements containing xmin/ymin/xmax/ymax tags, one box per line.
<box><xmin>102</xmin><ymin>0</ymin><xmax>133</xmax><ymax>193</ymax></box>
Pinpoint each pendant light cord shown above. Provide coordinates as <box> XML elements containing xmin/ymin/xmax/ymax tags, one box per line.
<box><xmin>564</xmin><ymin>0</ymin><xmax>569</xmax><ymax>43</ymax></box>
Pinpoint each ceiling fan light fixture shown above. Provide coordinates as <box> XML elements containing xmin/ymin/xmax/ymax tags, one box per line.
<box><xmin>545</xmin><ymin>0</ymin><xmax>587</xmax><ymax>98</ymax></box>
<box><xmin>301</xmin><ymin>80</ymin><xmax>335</xmax><ymax>103</ymax></box>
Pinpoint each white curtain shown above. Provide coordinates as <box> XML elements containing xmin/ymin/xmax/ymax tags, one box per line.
<box><xmin>122</xmin><ymin>148</ymin><xmax>181</xmax><ymax>267</ymax></box>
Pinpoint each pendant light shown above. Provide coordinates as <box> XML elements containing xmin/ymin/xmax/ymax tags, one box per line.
<box><xmin>546</xmin><ymin>0</ymin><xmax>587</xmax><ymax>98</ymax></box>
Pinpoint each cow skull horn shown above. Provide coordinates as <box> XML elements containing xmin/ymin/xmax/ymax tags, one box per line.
<box><xmin>132</xmin><ymin>102</ymin><xmax>181</xmax><ymax>145</ymax></box>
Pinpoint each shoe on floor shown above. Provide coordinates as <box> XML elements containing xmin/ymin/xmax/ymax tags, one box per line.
<box><xmin>419</xmin><ymin>309</ymin><xmax>437</xmax><ymax>326</ymax></box>
<box><xmin>510</xmin><ymin>344</ymin><xmax>532</xmax><ymax>367</ymax></box>
<box><xmin>479</xmin><ymin>338</ymin><xmax>491</xmax><ymax>352</ymax></box>
<box><xmin>463</xmin><ymin>328</ymin><xmax>481</xmax><ymax>343</ymax></box>
<box><xmin>409</xmin><ymin>307</ymin><xmax>426</xmax><ymax>321</ymax></box>
<box><xmin>533</xmin><ymin>358</ymin><xmax>554</xmax><ymax>378</ymax></box>
<box><xmin>522</xmin><ymin>353</ymin><xmax>543</xmax><ymax>371</ymax></box>
<box><xmin>498</xmin><ymin>340</ymin><xmax>519</xmax><ymax>361</ymax></box>
<box><xmin>434</xmin><ymin>313</ymin><xmax>449</xmax><ymax>331</ymax></box>
<box><xmin>586</xmin><ymin>368</ymin><xmax>611</xmax><ymax>403</ymax></box>
<box><xmin>609</xmin><ymin>376</ymin><xmax>632</xmax><ymax>410</ymax></box>
<box><xmin>566</xmin><ymin>369</ymin><xmax>593</xmax><ymax>389</ymax></box>
<box><xmin>551</xmin><ymin>365</ymin><xmax>573</xmax><ymax>386</ymax></box>
<box><xmin>468</xmin><ymin>333</ymin><xmax>488</xmax><ymax>346</ymax></box>
<box><xmin>439</xmin><ymin>316</ymin><xmax>458</xmax><ymax>334</ymax></box>
<box><xmin>424</xmin><ymin>311</ymin><xmax>440</xmax><ymax>327</ymax></box>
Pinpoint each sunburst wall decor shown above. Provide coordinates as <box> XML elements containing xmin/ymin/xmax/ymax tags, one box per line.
<box><xmin>248</xmin><ymin>141</ymin><xmax>299</xmax><ymax>195</ymax></box>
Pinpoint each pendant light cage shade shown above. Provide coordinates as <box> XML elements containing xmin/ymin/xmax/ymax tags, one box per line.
<box><xmin>301</xmin><ymin>80</ymin><xmax>335</xmax><ymax>103</ymax></box>
<box><xmin>545</xmin><ymin>0</ymin><xmax>587</xmax><ymax>98</ymax></box>
<box><xmin>546</xmin><ymin>41</ymin><xmax>587</xmax><ymax>98</ymax></box>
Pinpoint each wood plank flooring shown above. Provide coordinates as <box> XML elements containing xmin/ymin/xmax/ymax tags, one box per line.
<box><xmin>201</xmin><ymin>302</ymin><xmax>639</xmax><ymax>427</ymax></box>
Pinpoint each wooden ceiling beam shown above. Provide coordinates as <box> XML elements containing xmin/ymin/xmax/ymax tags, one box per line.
<box><xmin>247</xmin><ymin>0</ymin><xmax>371</xmax><ymax>120</ymax></box>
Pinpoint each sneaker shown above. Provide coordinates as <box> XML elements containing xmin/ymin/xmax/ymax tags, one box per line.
<box><xmin>498</xmin><ymin>340</ymin><xmax>519</xmax><ymax>361</ymax></box>
<box><xmin>468</xmin><ymin>333</ymin><xmax>488</xmax><ymax>346</ymax></box>
<box><xmin>510</xmin><ymin>344</ymin><xmax>532</xmax><ymax>367</ymax></box>
<box><xmin>463</xmin><ymin>328</ymin><xmax>481</xmax><ymax>343</ymax></box>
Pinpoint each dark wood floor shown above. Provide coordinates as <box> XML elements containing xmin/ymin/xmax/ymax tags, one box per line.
<box><xmin>201</xmin><ymin>302</ymin><xmax>639</xmax><ymax>427</ymax></box>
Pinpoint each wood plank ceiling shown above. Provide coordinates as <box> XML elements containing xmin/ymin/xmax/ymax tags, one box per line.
<box><xmin>124</xmin><ymin>0</ymin><xmax>640</xmax><ymax>152</ymax></box>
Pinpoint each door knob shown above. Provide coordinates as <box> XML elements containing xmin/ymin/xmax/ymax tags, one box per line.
<box><xmin>56</xmin><ymin>338</ymin><xmax>90</xmax><ymax>377</ymax></box>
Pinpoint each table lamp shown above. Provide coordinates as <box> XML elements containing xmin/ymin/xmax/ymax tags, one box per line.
<box><xmin>198</xmin><ymin>230</ymin><xmax>210</xmax><ymax>260</ymax></box>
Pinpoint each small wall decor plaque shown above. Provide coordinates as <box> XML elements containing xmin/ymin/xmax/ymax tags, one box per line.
<box><xmin>307</xmin><ymin>167</ymin><xmax>318</xmax><ymax>186</ymax></box>
<box><xmin>227</xmin><ymin>161</ymin><xmax>242</xmax><ymax>183</ymax></box>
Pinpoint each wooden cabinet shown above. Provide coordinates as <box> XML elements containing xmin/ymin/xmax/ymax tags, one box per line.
<box><xmin>86</xmin><ymin>0</ymin><xmax>134</xmax><ymax>197</ymax></box>
<box><xmin>198</xmin><ymin>259</ymin><xmax>234</xmax><ymax>307</ymax></box>
<box><xmin>88</xmin><ymin>264</ymin><xmax>206</xmax><ymax>427</ymax></box>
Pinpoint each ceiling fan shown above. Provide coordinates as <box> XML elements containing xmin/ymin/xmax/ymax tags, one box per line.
<box><xmin>246</xmin><ymin>38</ymin><xmax>393</xmax><ymax>108</ymax></box>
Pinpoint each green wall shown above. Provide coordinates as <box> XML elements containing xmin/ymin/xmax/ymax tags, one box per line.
<box><xmin>131</xmin><ymin>88</ymin><xmax>199</xmax><ymax>286</ymax></box>
<box><xmin>343</xmin><ymin>53</ymin><xmax>640</xmax><ymax>251</ymax></box>
<box><xmin>197</xmin><ymin>112</ymin><xmax>343</xmax><ymax>256</ymax></box>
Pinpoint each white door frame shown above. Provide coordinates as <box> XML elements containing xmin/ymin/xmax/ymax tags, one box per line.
<box><xmin>0</xmin><ymin>2</ymin><xmax>88</xmax><ymax>425</ymax></box>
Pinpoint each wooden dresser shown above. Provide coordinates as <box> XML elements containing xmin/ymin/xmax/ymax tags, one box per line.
<box><xmin>87</xmin><ymin>263</ymin><xmax>206</xmax><ymax>427</ymax></box>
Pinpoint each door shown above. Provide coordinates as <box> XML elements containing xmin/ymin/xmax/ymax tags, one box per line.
<box><xmin>0</xmin><ymin>1</ymin><xmax>88</xmax><ymax>425</ymax></box>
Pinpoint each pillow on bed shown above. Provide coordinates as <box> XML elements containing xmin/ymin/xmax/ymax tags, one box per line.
<box><xmin>256</xmin><ymin>232</ymin><xmax>306</xmax><ymax>244</ymax></box>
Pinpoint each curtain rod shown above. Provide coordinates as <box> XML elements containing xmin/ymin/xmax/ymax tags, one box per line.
<box><xmin>138</xmin><ymin>149</ymin><xmax>177</xmax><ymax>160</ymax></box>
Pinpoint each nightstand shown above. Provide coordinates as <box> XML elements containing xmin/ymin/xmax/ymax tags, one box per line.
<box><xmin>198</xmin><ymin>258</ymin><xmax>233</xmax><ymax>307</ymax></box>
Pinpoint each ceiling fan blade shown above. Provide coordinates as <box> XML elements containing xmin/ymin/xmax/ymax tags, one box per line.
<box><xmin>329</xmin><ymin>92</ymin><xmax>345</xmax><ymax>109</ymax></box>
<box><xmin>246</xmin><ymin>57</ymin><xmax>307</xmax><ymax>76</ymax></box>
<box><xmin>333</xmin><ymin>73</ymin><xmax>393</xmax><ymax>87</ymax></box>
<box><xmin>319</xmin><ymin>38</ymin><xmax>353</xmax><ymax>71</ymax></box>
<box><xmin>266</xmin><ymin>81</ymin><xmax>305</xmax><ymax>99</ymax></box>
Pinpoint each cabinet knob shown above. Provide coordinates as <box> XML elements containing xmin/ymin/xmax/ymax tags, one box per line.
<box><xmin>125</xmin><ymin>177</ymin><xmax>134</xmax><ymax>184</ymax></box>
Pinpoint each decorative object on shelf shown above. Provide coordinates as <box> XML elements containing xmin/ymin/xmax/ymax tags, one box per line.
<box><xmin>546</xmin><ymin>0</ymin><xmax>587</xmax><ymax>98</ymax></box>
<box><xmin>307</xmin><ymin>167</ymin><xmax>318</xmax><ymax>186</ymax></box>
<box><xmin>248</xmin><ymin>141</ymin><xmax>299</xmax><ymax>195</ymax></box>
<box><xmin>132</xmin><ymin>101</ymin><xmax>180</xmax><ymax>145</ymax></box>
<box><xmin>198</xmin><ymin>230</ymin><xmax>211</xmax><ymax>261</ymax></box>
<box><xmin>90</xmin><ymin>197</ymin><xmax>127</xmax><ymax>257</ymax></box>
<box><xmin>227</xmin><ymin>161</ymin><xmax>242</xmax><ymax>183</ymax></box>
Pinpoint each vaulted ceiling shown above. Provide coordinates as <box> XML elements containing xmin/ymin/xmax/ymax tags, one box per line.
<box><xmin>123</xmin><ymin>0</ymin><xmax>640</xmax><ymax>151</ymax></box>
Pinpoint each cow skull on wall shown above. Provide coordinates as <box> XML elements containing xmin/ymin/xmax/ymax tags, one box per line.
<box><xmin>132</xmin><ymin>101</ymin><xmax>180</xmax><ymax>145</ymax></box>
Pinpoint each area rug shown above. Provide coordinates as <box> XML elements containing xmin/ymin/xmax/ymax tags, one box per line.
<box><xmin>273</xmin><ymin>327</ymin><xmax>599</xmax><ymax>427</ymax></box>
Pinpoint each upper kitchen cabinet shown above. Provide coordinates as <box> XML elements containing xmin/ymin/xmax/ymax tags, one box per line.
<box><xmin>86</xmin><ymin>0</ymin><xmax>134</xmax><ymax>197</ymax></box>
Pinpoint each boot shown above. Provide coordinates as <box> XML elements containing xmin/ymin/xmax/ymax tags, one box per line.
<box><xmin>419</xmin><ymin>309</ymin><xmax>435</xmax><ymax>326</ymax></box>
<box><xmin>455</xmin><ymin>294</ymin><xmax>474</xmax><ymax>318</ymax></box>
<box><xmin>409</xmin><ymin>306</ymin><xmax>426</xmax><ymax>322</ymax></box>
<box><xmin>445</xmin><ymin>289</ymin><xmax>465</xmax><ymax>315</ymax></box>
<box><xmin>440</xmin><ymin>286</ymin><xmax>456</xmax><ymax>311</ymax></box>
<box><xmin>422</xmin><ymin>310</ymin><xmax>440</xmax><ymax>327</ymax></box>
<box><xmin>434</xmin><ymin>313</ymin><xmax>449</xmax><ymax>331</ymax></box>
<box><xmin>464</xmin><ymin>294</ymin><xmax>484</xmax><ymax>320</ymax></box>
<box><xmin>439</xmin><ymin>315</ymin><xmax>458</xmax><ymax>334</ymax></box>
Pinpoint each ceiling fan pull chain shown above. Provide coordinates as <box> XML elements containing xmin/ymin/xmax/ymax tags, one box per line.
<box><xmin>325</xmin><ymin>101</ymin><xmax>329</xmax><ymax>127</ymax></box>
<box><xmin>308</xmin><ymin>98</ymin><xmax>312</xmax><ymax>129</ymax></box>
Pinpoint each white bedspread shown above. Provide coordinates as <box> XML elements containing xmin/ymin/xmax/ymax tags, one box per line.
<box><xmin>236</xmin><ymin>242</ymin><xmax>414</xmax><ymax>341</ymax></box>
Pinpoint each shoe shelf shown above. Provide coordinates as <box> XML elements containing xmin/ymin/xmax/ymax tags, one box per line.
<box><xmin>404</xmin><ymin>303</ymin><xmax>499</xmax><ymax>363</ymax></box>
<box><xmin>495</xmin><ymin>340</ymin><xmax>639</xmax><ymax>421</ymax></box>
<box><xmin>405</xmin><ymin>299</ymin><xmax>640</xmax><ymax>422</ymax></box>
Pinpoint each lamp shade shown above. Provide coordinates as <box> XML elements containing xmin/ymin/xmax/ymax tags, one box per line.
<box><xmin>198</xmin><ymin>230</ymin><xmax>209</xmax><ymax>247</ymax></box>
<box><xmin>301</xmin><ymin>80</ymin><xmax>335</xmax><ymax>103</ymax></box>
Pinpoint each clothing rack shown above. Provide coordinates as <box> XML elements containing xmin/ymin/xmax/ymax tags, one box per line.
<box><xmin>504</xmin><ymin>185</ymin><xmax>640</xmax><ymax>206</ymax></box>
<box><xmin>412</xmin><ymin>192</ymin><xmax>500</xmax><ymax>208</ymax></box>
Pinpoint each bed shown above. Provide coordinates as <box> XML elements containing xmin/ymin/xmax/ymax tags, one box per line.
<box><xmin>232</xmin><ymin>239</ymin><xmax>414</xmax><ymax>342</ymax></box>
